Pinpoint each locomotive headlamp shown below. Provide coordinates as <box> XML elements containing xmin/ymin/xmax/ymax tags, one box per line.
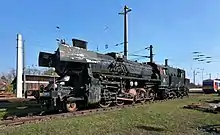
<box><xmin>134</xmin><ymin>81</ymin><xmax>138</xmax><ymax>86</ymax></box>
<box><xmin>130</xmin><ymin>81</ymin><xmax>134</xmax><ymax>87</ymax></box>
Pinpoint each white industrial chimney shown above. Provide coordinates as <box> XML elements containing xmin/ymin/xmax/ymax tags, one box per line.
<box><xmin>16</xmin><ymin>34</ymin><xmax>23</xmax><ymax>98</ymax></box>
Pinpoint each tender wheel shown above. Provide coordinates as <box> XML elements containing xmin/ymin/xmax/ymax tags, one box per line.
<box><xmin>66</xmin><ymin>102</ymin><xmax>77</xmax><ymax>112</ymax></box>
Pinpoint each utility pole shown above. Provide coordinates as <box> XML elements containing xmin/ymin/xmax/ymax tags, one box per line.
<box><xmin>196</xmin><ymin>68</ymin><xmax>204</xmax><ymax>84</ymax></box>
<box><xmin>16</xmin><ymin>34</ymin><xmax>23</xmax><ymax>98</ymax></box>
<box><xmin>149</xmin><ymin>45</ymin><xmax>153</xmax><ymax>63</ymax></box>
<box><xmin>119</xmin><ymin>5</ymin><xmax>132</xmax><ymax>59</ymax></box>
<box><xmin>23</xmin><ymin>40</ymin><xmax>27</xmax><ymax>98</ymax></box>
<box><xmin>201</xmin><ymin>68</ymin><xmax>204</xmax><ymax>82</ymax></box>
<box><xmin>193</xmin><ymin>69</ymin><xmax>200</xmax><ymax>84</ymax></box>
<box><xmin>193</xmin><ymin>70</ymin><xmax>196</xmax><ymax>84</ymax></box>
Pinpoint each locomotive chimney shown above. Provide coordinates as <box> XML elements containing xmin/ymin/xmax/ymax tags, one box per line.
<box><xmin>165</xmin><ymin>59</ymin><xmax>168</xmax><ymax>66</ymax></box>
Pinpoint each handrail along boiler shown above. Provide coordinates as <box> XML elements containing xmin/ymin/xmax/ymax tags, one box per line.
<box><xmin>38</xmin><ymin>39</ymin><xmax>189</xmax><ymax>112</ymax></box>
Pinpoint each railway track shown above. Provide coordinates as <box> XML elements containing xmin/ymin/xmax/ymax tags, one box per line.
<box><xmin>0</xmin><ymin>96</ymin><xmax>190</xmax><ymax>128</ymax></box>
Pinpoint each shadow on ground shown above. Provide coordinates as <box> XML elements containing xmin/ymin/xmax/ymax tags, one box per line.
<box><xmin>198</xmin><ymin>124</ymin><xmax>220</xmax><ymax>135</ymax></box>
<box><xmin>118</xmin><ymin>125</ymin><xmax>166</xmax><ymax>135</ymax></box>
<box><xmin>135</xmin><ymin>125</ymin><xmax>165</xmax><ymax>132</ymax></box>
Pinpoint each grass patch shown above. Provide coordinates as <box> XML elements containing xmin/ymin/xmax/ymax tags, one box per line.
<box><xmin>0</xmin><ymin>94</ymin><xmax>220</xmax><ymax>135</ymax></box>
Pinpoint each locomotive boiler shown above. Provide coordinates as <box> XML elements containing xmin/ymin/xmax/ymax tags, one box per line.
<box><xmin>37</xmin><ymin>39</ymin><xmax>188</xmax><ymax>112</ymax></box>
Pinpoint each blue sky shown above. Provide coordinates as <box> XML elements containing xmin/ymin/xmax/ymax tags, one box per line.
<box><xmin>0</xmin><ymin>0</ymin><xmax>220</xmax><ymax>84</ymax></box>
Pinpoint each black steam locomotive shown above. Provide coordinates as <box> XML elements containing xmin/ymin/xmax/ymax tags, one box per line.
<box><xmin>38</xmin><ymin>39</ymin><xmax>189</xmax><ymax>112</ymax></box>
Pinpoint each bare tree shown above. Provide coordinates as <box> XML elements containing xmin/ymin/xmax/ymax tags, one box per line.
<box><xmin>1</xmin><ymin>76</ymin><xmax>7</xmax><ymax>82</ymax></box>
<box><xmin>6</xmin><ymin>68</ymin><xmax>16</xmax><ymax>82</ymax></box>
<box><xmin>0</xmin><ymin>68</ymin><xmax>16</xmax><ymax>92</ymax></box>
<box><xmin>0</xmin><ymin>68</ymin><xmax>16</xmax><ymax>83</ymax></box>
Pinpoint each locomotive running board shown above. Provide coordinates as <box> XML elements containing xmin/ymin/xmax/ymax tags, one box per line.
<box><xmin>102</xmin><ymin>74</ymin><xmax>161</xmax><ymax>82</ymax></box>
<box><xmin>116</xmin><ymin>97</ymin><xmax>134</xmax><ymax>101</ymax></box>
<box><xmin>116</xmin><ymin>97</ymin><xmax>152</xmax><ymax>101</ymax></box>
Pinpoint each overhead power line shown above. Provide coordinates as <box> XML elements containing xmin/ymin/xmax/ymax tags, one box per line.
<box><xmin>130</xmin><ymin>47</ymin><xmax>150</xmax><ymax>54</ymax></box>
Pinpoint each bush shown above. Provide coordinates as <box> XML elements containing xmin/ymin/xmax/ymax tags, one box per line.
<box><xmin>5</xmin><ymin>84</ymin><xmax>13</xmax><ymax>93</ymax></box>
